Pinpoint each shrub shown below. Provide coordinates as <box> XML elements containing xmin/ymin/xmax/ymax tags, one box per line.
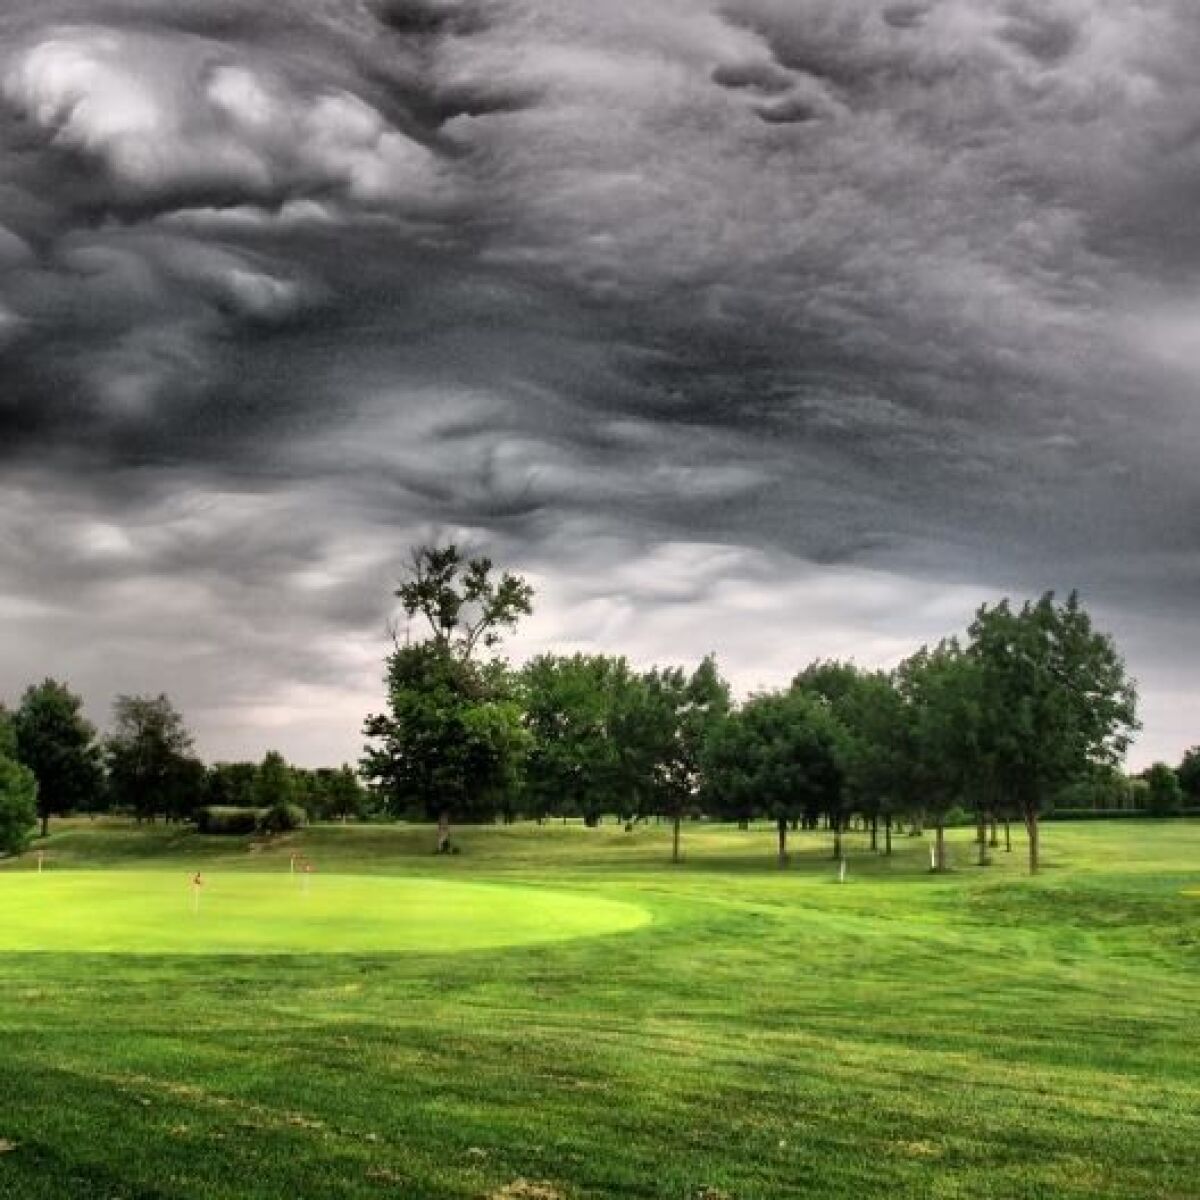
<box><xmin>258</xmin><ymin>802</ymin><xmax>307</xmax><ymax>835</ymax></box>
<box><xmin>194</xmin><ymin>806</ymin><xmax>263</xmax><ymax>835</ymax></box>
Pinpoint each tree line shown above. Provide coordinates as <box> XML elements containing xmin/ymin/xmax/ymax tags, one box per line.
<box><xmin>0</xmin><ymin>686</ymin><xmax>367</xmax><ymax>856</ymax></box>
<box><xmin>2</xmin><ymin>542</ymin><xmax>1195</xmax><ymax>872</ymax></box>
<box><xmin>360</xmin><ymin>545</ymin><xmax>1179</xmax><ymax>873</ymax></box>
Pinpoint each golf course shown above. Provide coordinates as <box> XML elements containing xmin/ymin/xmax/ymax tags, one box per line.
<box><xmin>0</xmin><ymin>819</ymin><xmax>1197</xmax><ymax>1200</ymax></box>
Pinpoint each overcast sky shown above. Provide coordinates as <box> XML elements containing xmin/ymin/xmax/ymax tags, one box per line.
<box><xmin>1</xmin><ymin>0</ymin><xmax>1197</xmax><ymax>768</ymax></box>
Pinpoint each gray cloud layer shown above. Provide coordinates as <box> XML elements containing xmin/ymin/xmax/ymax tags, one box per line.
<box><xmin>1</xmin><ymin>0</ymin><xmax>1197</xmax><ymax>765</ymax></box>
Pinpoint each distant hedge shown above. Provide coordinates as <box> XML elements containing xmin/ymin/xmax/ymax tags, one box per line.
<box><xmin>195</xmin><ymin>806</ymin><xmax>264</xmax><ymax>835</ymax></box>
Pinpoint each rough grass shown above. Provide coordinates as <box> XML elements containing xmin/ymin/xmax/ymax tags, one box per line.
<box><xmin>0</xmin><ymin>817</ymin><xmax>1197</xmax><ymax>1199</ymax></box>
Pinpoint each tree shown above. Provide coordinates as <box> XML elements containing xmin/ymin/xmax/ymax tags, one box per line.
<box><xmin>394</xmin><ymin>543</ymin><xmax>534</xmax><ymax>660</ymax></box>
<box><xmin>702</xmin><ymin>690</ymin><xmax>843</xmax><ymax>866</ymax></box>
<box><xmin>896</xmin><ymin>641</ymin><xmax>983</xmax><ymax>871</ymax></box>
<box><xmin>206</xmin><ymin>761</ymin><xmax>259</xmax><ymax>808</ymax></box>
<box><xmin>363</xmin><ymin>641</ymin><xmax>529</xmax><ymax>849</ymax></box>
<box><xmin>107</xmin><ymin>694</ymin><xmax>199</xmax><ymax>822</ymax></box>
<box><xmin>0</xmin><ymin>756</ymin><xmax>38</xmax><ymax>858</ymax></box>
<box><xmin>1145</xmin><ymin>762</ymin><xmax>1183</xmax><ymax>816</ymax></box>
<box><xmin>365</xmin><ymin>544</ymin><xmax>534</xmax><ymax>850</ymax></box>
<box><xmin>13</xmin><ymin>679</ymin><xmax>104</xmax><ymax>836</ymax></box>
<box><xmin>1177</xmin><ymin>747</ymin><xmax>1200</xmax><ymax>806</ymax></box>
<box><xmin>254</xmin><ymin>751</ymin><xmax>295</xmax><ymax>810</ymax></box>
<box><xmin>520</xmin><ymin>654</ymin><xmax>626</xmax><ymax>825</ymax></box>
<box><xmin>325</xmin><ymin>765</ymin><xmax>368</xmax><ymax>823</ymax></box>
<box><xmin>792</xmin><ymin>661</ymin><xmax>912</xmax><ymax>857</ymax></box>
<box><xmin>654</xmin><ymin>656</ymin><xmax>731</xmax><ymax>864</ymax></box>
<box><xmin>0</xmin><ymin>706</ymin><xmax>38</xmax><ymax>857</ymax></box>
<box><xmin>967</xmin><ymin>592</ymin><xmax>1139</xmax><ymax>873</ymax></box>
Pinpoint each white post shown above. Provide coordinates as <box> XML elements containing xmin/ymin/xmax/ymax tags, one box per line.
<box><xmin>838</xmin><ymin>858</ymin><xmax>847</xmax><ymax>884</ymax></box>
<box><xmin>930</xmin><ymin>844</ymin><xmax>937</xmax><ymax>871</ymax></box>
<box><xmin>36</xmin><ymin>850</ymin><xmax>43</xmax><ymax>874</ymax></box>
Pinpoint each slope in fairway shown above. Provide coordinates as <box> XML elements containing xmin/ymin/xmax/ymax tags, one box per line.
<box><xmin>0</xmin><ymin>870</ymin><xmax>649</xmax><ymax>954</ymax></box>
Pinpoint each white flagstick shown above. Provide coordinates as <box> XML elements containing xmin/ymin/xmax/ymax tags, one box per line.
<box><xmin>930</xmin><ymin>844</ymin><xmax>937</xmax><ymax>871</ymax></box>
<box><xmin>36</xmin><ymin>850</ymin><xmax>43</xmax><ymax>875</ymax></box>
<box><xmin>838</xmin><ymin>858</ymin><xmax>847</xmax><ymax>884</ymax></box>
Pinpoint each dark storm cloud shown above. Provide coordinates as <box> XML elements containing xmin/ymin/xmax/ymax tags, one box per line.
<box><xmin>1</xmin><ymin>0</ymin><xmax>1198</xmax><ymax>764</ymax></box>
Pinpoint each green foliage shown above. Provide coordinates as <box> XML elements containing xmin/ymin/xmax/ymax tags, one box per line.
<box><xmin>362</xmin><ymin>641</ymin><xmax>530</xmax><ymax>826</ymax></box>
<box><xmin>205</xmin><ymin>761</ymin><xmax>259</xmax><ymax>808</ymax></box>
<box><xmin>1178</xmin><ymin>746</ymin><xmax>1200</xmax><ymax>803</ymax></box>
<box><xmin>793</xmin><ymin>661</ymin><xmax>911</xmax><ymax>821</ymax></box>
<box><xmin>254</xmin><ymin>751</ymin><xmax>295</xmax><ymax>811</ymax></box>
<box><xmin>0</xmin><ymin>705</ymin><xmax>17</xmax><ymax>760</ymax></box>
<box><xmin>0</xmin><ymin>755</ymin><xmax>38</xmax><ymax>856</ymax></box>
<box><xmin>896</xmin><ymin>640</ymin><xmax>983</xmax><ymax>819</ymax></box>
<box><xmin>300</xmin><ymin>765</ymin><xmax>368</xmax><ymax>822</ymax></box>
<box><xmin>394</xmin><ymin>542</ymin><xmax>534</xmax><ymax>660</ymax></box>
<box><xmin>966</xmin><ymin>592</ymin><xmax>1139</xmax><ymax>870</ymax></box>
<box><xmin>1145</xmin><ymin>762</ymin><xmax>1183</xmax><ymax>816</ymax></box>
<box><xmin>13</xmin><ymin>679</ymin><xmax>104</xmax><ymax>830</ymax></box>
<box><xmin>702</xmin><ymin>689</ymin><xmax>843</xmax><ymax>860</ymax></box>
<box><xmin>520</xmin><ymin>654</ymin><xmax>626</xmax><ymax>823</ymax></box>
<box><xmin>106</xmin><ymin>694</ymin><xmax>200</xmax><ymax>821</ymax></box>
<box><xmin>258</xmin><ymin>801</ymin><xmax>308</xmax><ymax>835</ymax></box>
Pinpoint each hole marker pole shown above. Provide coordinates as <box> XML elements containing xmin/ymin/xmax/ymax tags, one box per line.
<box><xmin>838</xmin><ymin>858</ymin><xmax>847</xmax><ymax>884</ymax></box>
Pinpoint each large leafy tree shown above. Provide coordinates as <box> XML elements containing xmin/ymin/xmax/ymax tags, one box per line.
<box><xmin>1144</xmin><ymin>762</ymin><xmax>1183</xmax><ymax>816</ymax></box>
<box><xmin>13</xmin><ymin>679</ymin><xmax>104</xmax><ymax>836</ymax></box>
<box><xmin>792</xmin><ymin>661</ymin><xmax>912</xmax><ymax>857</ymax></box>
<box><xmin>520</xmin><ymin>654</ymin><xmax>625</xmax><ymax>825</ymax></box>
<box><xmin>967</xmin><ymin>592</ymin><xmax>1138</xmax><ymax>873</ymax></box>
<box><xmin>106</xmin><ymin>694</ymin><xmax>200</xmax><ymax>822</ymax></box>
<box><xmin>650</xmin><ymin>657</ymin><xmax>731</xmax><ymax>864</ymax></box>
<box><xmin>896</xmin><ymin>641</ymin><xmax>984</xmax><ymax>871</ymax></box>
<box><xmin>254</xmin><ymin>751</ymin><xmax>296</xmax><ymax>810</ymax></box>
<box><xmin>0</xmin><ymin>706</ymin><xmax>38</xmax><ymax>857</ymax></box>
<box><xmin>205</xmin><ymin>761</ymin><xmax>259</xmax><ymax>808</ymax></box>
<box><xmin>365</xmin><ymin>544</ymin><xmax>535</xmax><ymax>849</ymax></box>
<box><xmin>1177</xmin><ymin>747</ymin><xmax>1200</xmax><ymax>806</ymax></box>
<box><xmin>702</xmin><ymin>689</ymin><xmax>844</xmax><ymax>866</ymax></box>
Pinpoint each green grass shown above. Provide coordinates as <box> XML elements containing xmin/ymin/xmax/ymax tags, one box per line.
<box><xmin>0</xmin><ymin>818</ymin><xmax>1197</xmax><ymax>1199</ymax></box>
<box><xmin>0</xmin><ymin>872</ymin><xmax>648</xmax><ymax>955</ymax></box>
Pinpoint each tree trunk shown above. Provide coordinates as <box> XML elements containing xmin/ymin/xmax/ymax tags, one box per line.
<box><xmin>832</xmin><ymin>816</ymin><xmax>843</xmax><ymax>861</ymax></box>
<box><xmin>870</xmin><ymin>814</ymin><xmax>878</xmax><ymax>852</ymax></box>
<box><xmin>1025</xmin><ymin>808</ymin><xmax>1040</xmax><ymax>874</ymax></box>
<box><xmin>885</xmin><ymin>814</ymin><xmax>893</xmax><ymax>856</ymax></box>
<box><xmin>436</xmin><ymin>810</ymin><xmax>451</xmax><ymax>854</ymax></box>
<box><xmin>976</xmin><ymin>812</ymin><xmax>990</xmax><ymax>866</ymax></box>
<box><xmin>1004</xmin><ymin>818</ymin><xmax>1012</xmax><ymax>853</ymax></box>
<box><xmin>935</xmin><ymin>821</ymin><xmax>946</xmax><ymax>872</ymax></box>
<box><xmin>988</xmin><ymin>817</ymin><xmax>998</xmax><ymax>847</ymax></box>
<box><xmin>40</xmin><ymin>811</ymin><xmax>49</xmax><ymax>839</ymax></box>
<box><xmin>671</xmin><ymin>814</ymin><xmax>682</xmax><ymax>864</ymax></box>
<box><xmin>776</xmin><ymin>816</ymin><xmax>788</xmax><ymax>866</ymax></box>
<box><xmin>738</xmin><ymin>817</ymin><xmax>749</xmax><ymax>831</ymax></box>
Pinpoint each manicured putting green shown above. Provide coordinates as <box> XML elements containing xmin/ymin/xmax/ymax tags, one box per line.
<box><xmin>0</xmin><ymin>871</ymin><xmax>650</xmax><ymax>954</ymax></box>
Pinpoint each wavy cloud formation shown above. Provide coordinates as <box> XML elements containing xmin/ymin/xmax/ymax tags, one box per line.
<box><xmin>0</xmin><ymin>0</ymin><xmax>1197</xmax><ymax>764</ymax></box>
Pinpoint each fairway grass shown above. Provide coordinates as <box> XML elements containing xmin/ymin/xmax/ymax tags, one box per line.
<box><xmin>0</xmin><ymin>872</ymin><xmax>649</xmax><ymax>954</ymax></box>
<box><xmin>0</xmin><ymin>819</ymin><xmax>1197</xmax><ymax>1199</ymax></box>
